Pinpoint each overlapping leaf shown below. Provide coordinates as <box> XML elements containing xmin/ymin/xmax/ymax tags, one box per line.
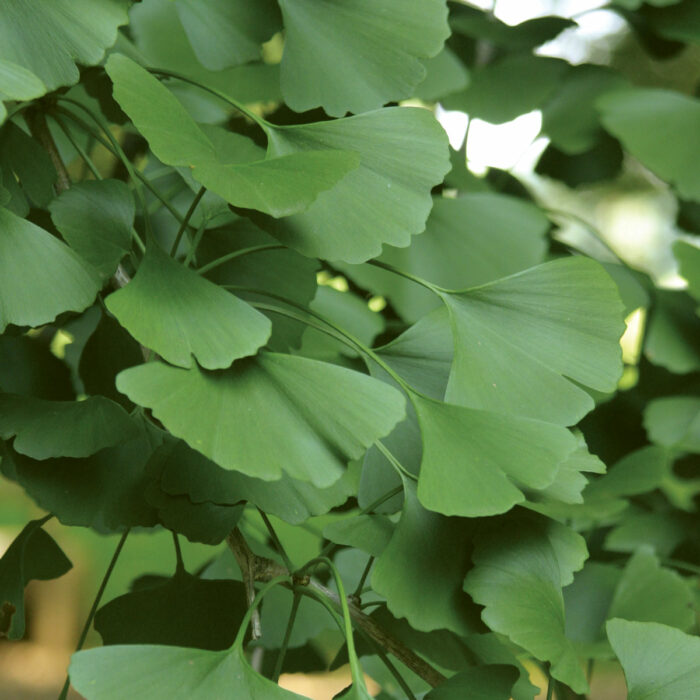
<box><xmin>255</xmin><ymin>107</ymin><xmax>451</xmax><ymax>262</ymax></box>
<box><xmin>598</xmin><ymin>88</ymin><xmax>700</xmax><ymax>201</ymax></box>
<box><xmin>106</xmin><ymin>245</ymin><xmax>271</xmax><ymax>369</ymax></box>
<box><xmin>105</xmin><ymin>54</ymin><xmax>359</xmax><ymax>217</ymax></box>
<box><xmin>644</xmin><ymin>397</ymin><xmax>700</xmax><ymax>452</ymax></box>
<box><xmin>607</xmin><ymin>619</ymin><xmax>700</xmax><ymax>699</ymax></box>
<box><xmin>0</xmin><ymin>519</ymin><xmax>71</xmax><ymax>639</ymax></box>
<box><xmin>117</xmin><ymin>354</ymin><xmax>405</xmax><ymax>486</ymax></box>
<box><xmin>0</xmin><ymin>207</ymin><xmax>101</xmax><ymax>331</ymax></box>
<box><xmin>464</xmin><ymin>517</ymin><xmax>589</xmax><ymax>693</ymax></box>
<box><xmin>0</xmin><ymin>59</ymin><xmax>45</xmax><ymax>124</ymax></box>
<box><xmin>277</xmin><ymin>0</ymin><xmax>449</xmax><ymax>116</ymax></box>
<box><xmin>426</xmin><ymin>665</ymin><xmax>519</xmax><ymax>700</ymax></box>
<box><xmin>50</xmin><ymin>180</ymin><xmax>134</xmax><ymax>279</ymax></box>
<box><xmin>0</xmin><ymin>394</ymin><xmax>137</xmax><ymax>459</ymax></box>
<box><xmin>442</xmin><ymin>257</ymin><xmax>625</xmax><ymax>425</ymax></box>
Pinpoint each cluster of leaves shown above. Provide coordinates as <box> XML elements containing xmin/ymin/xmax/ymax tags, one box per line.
<box><xmin>0</xmin><ymin>1</ymin><xmax>699</xmax><ymax>698</ymax></box>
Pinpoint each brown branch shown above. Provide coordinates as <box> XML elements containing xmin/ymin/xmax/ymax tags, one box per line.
<box><xmin>26</xmin><ymin>108</ymin><xmax>72</xmax><ymax>194</ymax></box>
<box><xmin>226</xmin><ymin>527</ymin><xmax>447</xmax><ymax>688</ymax></box>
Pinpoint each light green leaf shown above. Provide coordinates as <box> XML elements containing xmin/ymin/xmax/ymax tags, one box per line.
<box><xmin>598</xmin><ymin>88</ymin><xmax>700</xmax><ymax>201</ymax></box>
<box><xmin>0</xmin><ymin>519</ymin><xmax>71</xmax><ymax>639</ymax></box>
<box><xmin>157</xmin><ymin>440</ymin><xmax>359</xmax><ymax>525</ymax></box>
<box><xmin>414</xmin><ymin>395</ymin><xmax>577</xmax><ymax>517</ymax></box>
<box><xmin>604</xmin><ymin>511</ymin><xmax>687</xmax><ymax>557</ymax></box>
<box><xmin>174</xmin><ymin>0</ymin><xmax>281</xmax><ymax>70</ymax></box>
<box><xmin>443</xmin><ymin>54</ymin><xmax>568</xmax><ymax>125</ymax></box>
<box><xmin>278</xmin><ymin>0</ymin><xmax>449</xmax><ymax>116</ymax></box>
<box><xmin>464</xmin><ymin>517</ymin><xmax>589</xmax><ymax>694</ymax></box>
<box><xmin>607</xmin><ymin>619</ymin><xmax>700</xmax><ymax>700</ymax></box>
<box><xmin>415</xmin><ymin>47</ymin><xmax>470</xmax><ymax>102</ymax></box>
<box><xmin>322</xmin><ymin>514</ymin><xmax>394</xmax><ymax>557</ymax></box>
<box><xmin>372</xmin><ymin>480</ymin><xmax>481</xmax><ymax>636</ymax></box>
<box><xmin>106</xmin><ymin>245</ymin><xmax>271</xmax><ymax>369</ymax></box>
<box><xmin>69</xmin><ymin>643</ymin><xmax>308</xmax><ymax>700</ymax></box>
<box><xmin>0</xmin><ymin>0</ymin><xmax>129</xmax><ymax>93</ymax></box>
<box><xmin>0</xmin><ymin>59</ymin><xmax>45</xmax><ymax>121</ymax></box>
<box><xmin>644</xmin><ymin>397</ymin><xmax>700</xmax><ymax>452</ymax></box>
<box><xmin>607</xmin><ymin>551</ymin><xmax>695</xmax><ymax>630</ymax></box>
<box><xmin>50</xmin><ymin>180</ymin><xmax>134</xmax><ymax>279</ymax></box>
<box><xmin>105</xmin><ymin>54</ymin><xmax>359</xmax><ymax>217</ymax></box>
<box><xmin>117</xmin><ymin>354</ymin><xmax>405</xmax><ymax>486</ymax></box>
<box><xmin>585</xmin><ymin>446</ymin><xmax>671</xmax><ymax>498</ymax></box>
<box><xmin>0</xmin><ymin>394</ymin><xmax>137</xmax><ymax>459</ymax></box>
<box><xmin>355</xmin><ymin>193</ymin><xmax>549</xmax><ymax>321</ymax></box>
<box><xmin>674</xmin><ymin>240</ymin><xmax>700</xmax><ymax>302</ymax></box>
<box><xmin>426</xmin><ymin>665</ymin><xmax>519</xmax><ymax>700</ymax></box>
<box><xmin>255</xmin><ymin>107</ymin><xmax>451</xmax><ymax>262</ymax></box>
<box><xmin>0</xmin><ymin>207</ymin><xmax>101</xmax><ymax>332</ymax></box>
<box><xmin>443</xmin><ymin>257</ymin><xmax>625</xmax><ymax>425</ymax></box>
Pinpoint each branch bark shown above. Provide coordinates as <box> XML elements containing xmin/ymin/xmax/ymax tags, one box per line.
<box><xmin>226</xmin><ymin>527</ymin><xmax>447</xmax><ymax>688</ymax></box>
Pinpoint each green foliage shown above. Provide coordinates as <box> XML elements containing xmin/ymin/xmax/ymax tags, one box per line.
<box><xmin>0</xmin><ymin>1</ymin><xmax>698</xmax><ymax>698</ymax></box>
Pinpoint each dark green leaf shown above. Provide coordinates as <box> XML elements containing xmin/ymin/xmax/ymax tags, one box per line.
<box><xmin>278</xmin><ymin>0</ymin><xmax>449</xmax><ymax>116</ymax></box>
<box><xmin>426</xmin><ymin>665</ymin><xmax>519</xmax><ymax>700</ymax></box>
<box><xmin>95</xmin><ymin>571</ymin><xmax>247</xmax><ymax>650</ymax></box>
<box><xmin>0</xmin><ymin>519</ymin><xmax>71</xmax><ymax>639</ymax></box>
<box><xmin>322</xmin><ymin>514</ymin><xmax>394</xmax><ymax>557</ymax></box>
<box><xmin>0</xmin><ymin>394</ymin><xmax>137</xmax><ymax>459</ymax></box>
<box><xmin>50</xmin><ymin>180</ymin><xmax>134</xmax><ymax>279</ymax></box>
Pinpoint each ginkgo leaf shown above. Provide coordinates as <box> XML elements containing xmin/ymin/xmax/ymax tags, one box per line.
<box><xmin>157</xmin><ymin>440</ymin><xmax>359</xmax><ymax>525</ymax></box>
<box><xmin>442</xmin><ymin>256</ymin><xmax>625</xmax><ymax>425</ymax></box>
<box><xmin>105</xmin><ymin>54</ymin><xmax>359</xmax><ymax>217</ymax></box>
<box><xmin>674</xmin><ymin>240</ymin><xmax>700</xmax><ymax>302</ymax></box>
<box><xmin>50</xmin><ymin>180</ymin><xmax>134</xmax><ymax>279</ymax></box>
<box><xmin>69</xmin><ymin>643</ymin><xmax>309</xmax><ymax>700</ymax></box>
<box><xmin>253</xmin><ymin>107</ymin><xmax>450</xmax><ymax>262</ymax></box>
<box><xmin>106</xmin><ymin>245</ymin><xmax>271</xmax><ymax>369</ymax></box>
<box><xmin>0</xmin><ymin>59</ymin><xmax>45</xmax><ymax>124</ymax></box>
<box><xmin>606</xmin><ymin>619</ymin><xmax>700</xmax><ymax>700</ymax></box>
<box><xmin>323</xmin><ymin>514</ymin><xmax>394</xmax><ymax>558</ymax></box>
<box><xmin>598</xmin><ymin>88</ymin><xmax>700</xmax><ymax>201</ymax></box>
<box><xmin>0</xmin><ymin>394</ymin><xmax>137</xmax><ymax>459</ymax></box>
<box><xmin>644</xmin><ymin>397</ymin><xmax>700</xmax><ymax>452</ymax></box>
<box><xmin>464</xmin><ymin>516</ymin><xmax>589</xmax><ymax>693</ymax></box>
<box><xmin>95</xmin><ymin>571</ymin><xmax>248</xmax><ymax>650</ymax></box>
<box><xmin>0</xmin><ymin>207</ymin><xmax>101</xmax><ymax>331</ymax></box>
<box><xmin>426</xmin><ymin>665</ymin><xmax>519</xmax><ymax>700</ymax></box>
<box><xmin>116</xmin><ymin>354</ymin><xmax>405</xmax><ymax>487</ymax></box>
<box><xmin>413</xmin><ymin>394</ymin><xmax>577</xmax><ymax>517</ymax></box>
<box><xmin>0</xmin><ymin>519</ymin><xmax>71</xmax><ymax>639</ymax></box>
<box><xmin>0</xmin><ymin>0</ymin><xmax>129</xmax><ymax>93</ymax></box>
<box><xmin>277</xmin><ymin>0</ymin><xmax>449</xmax><ymax>116</ymax></box>
<box><xmin>174</xmin><ymin>0</ymin><xmax>281</xmax><ymax>70</ymax></box>
<box><xmin>372</xmin><ymin>480</ymin><xmax>481</xmax><ymax>636</ymax></box>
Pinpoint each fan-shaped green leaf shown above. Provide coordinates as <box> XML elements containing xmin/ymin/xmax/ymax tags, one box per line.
<box><xmin>606</xmin><ymin>619</ymin><xmax>700</xmax><ymax>700</ymax></box>
<box><xmin>443</xmin><ymin>54</ymin><xmax>568</xmax><ymax>124</ymax></box>
<box><xmin>0</xmin><ymin>0</ymin><xmax>128</xmax><ymax>93</ymax></box>
<box><xmin>116</xmin><ymin>354</ymin><xmax>405</xmax><ymax>486</ymax></box>
<box><xmin>254</xmin><ymin>107</ymin><xmax>451</xmax><ymax>262</ymax></box>
<box><xmin>372</xmin><ymin>480</ymin><xmax>482</xmax><ymax>636</ymax></box>
<box><xmin>322</xmin><ymin>515</ymin><xmax>393</xmax><ymax>557</ymax></box>
<box><xmin>105</xmin><ymin>54</ymin><xmax>359</xmax><ymax>217</ymax></box>
<box><xmin>0</xmin><ymin>59</ymin><xmax>45</xmax><ymax>124</ymax></box>
<box><xmin>464</xmin><ymin>517</ymin><xmax>589</xmax><ymax>694</ymax></box>
<box><xmin>415</xmin><ymin>47</ymin><xmax>470</xmax><ymax>102</ymax></box>
<box><xmin>443</xmin><ymin>257</ymin><xmax>625</xmax><ymax>425</ymax></box>
<box><xmin>0</xmin><ymin>394</ymin><xmax>137</xmax><ymax>459</ymax></box>
<box><xmin>69</xmin><ymin>643</ymin><xmax>309</xmax><ymax>700</ymax></box>
<box><xmin>0</xmin><ymin>207</ymin><xmax>101</xmax><ymax>331</ymax></box>
<box><xmin>0</xmin><ymin>519</ymin><xmax>71</xmax><ymax>639</ymax></box>
<box><xmin>95</xmin><ymin>571</ymin><xmax>247</xmax><ymax>650</ymax></box>
<box><xmin>426</xmin><ymin>665</ymin><xmax>519</xmax><ymax>700</ymax></box>
<box><xmin>414</xmin><ymin>395</ymin><xmax>577</xmax><ymax>517</ymax></box>
<box><xmin>598</xmin><ymin>88</ymin><xmax>700</xmax><ymax>201</ymax></box>
<box><xmin>644</xmin><ymin>397</ymin><xmax>700</xmax><ymax>452</ymax></box>
<box><xmin>674</xmin><ymin>240</ymin><xmax>700</xmax><ymax>302</ymax></box>
<box><xmin>278</xmin><ymin>0</ymin><xmax>449</xmax><ymax>116</ymax></box>
<box><xmin>174</xmin><ymin>0</ymin><xmax>281</xmax><ymax>70</ymax></box>
<box><xmin>50</xmin><ymin>180</ymin><xmax>134</xmax><ymax>279</ymax></box>
<box><xmin>106</xmin><ymin>245</ymin><xmax>271</xmax><ymax>369</ymax></box>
